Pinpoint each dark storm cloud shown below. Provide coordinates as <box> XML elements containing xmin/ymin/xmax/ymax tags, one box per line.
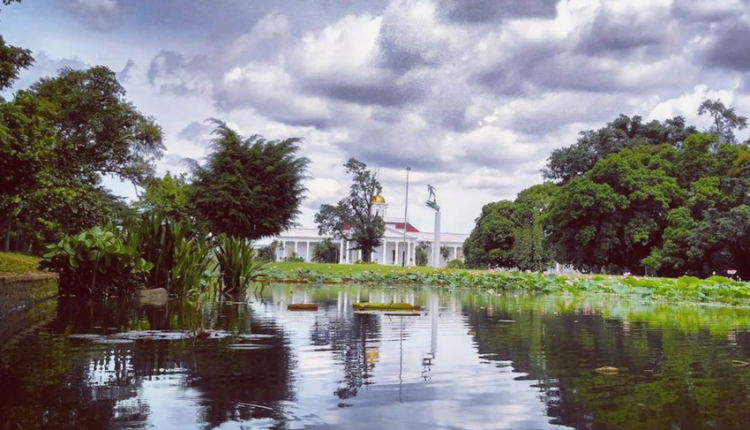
<box><xmin>436</xmin><ymin>0</ymin><xmax>559</xmax><ymax>23</ymax></box>
<box><xmin>576</xmin><ymin>5</ymin><xmax>670</xmax><ymax>55</ymax></box>
<box><xmin>700</xmin><ymin>20</ymin><xmax>750</xmax><ymax>71</ymax></box>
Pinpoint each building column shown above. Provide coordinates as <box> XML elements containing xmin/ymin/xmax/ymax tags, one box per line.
<box><xmin>306</xmin><ymin>241</ymin><xmax>312</xmax><ymax>262</ymax></box>
<box><xmin>293</xmin><ymin>241</ymin><xmax>298</xmax><ymax>259</ymax></box>
<box><xmin>408</xmin><ymin>242</ymin><xmax>414</xmax><ymax>266</ymax></box>
<box><xmin>357</xmin><ymin>249</ymin><xmax>362</xmax><ymax>262</ymax></box>
<box><xmin>452</xmin><ymin>246</ymin><xmax>457</xmax><ymax>260</ymax></box>
<box><xmin>395</xmin><ymin>242</ymin><xmax>400</xmax><ymax>265</ymax></box>
<box><xmin>339</xmin><ymin>240</ymin><xmax>345</xmax><ymax>264</ymax></box>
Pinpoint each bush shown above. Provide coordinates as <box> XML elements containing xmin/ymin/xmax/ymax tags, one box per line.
<box><xmin>215</xmin><ymin>235</ymin><xmax>266</xmax><ymax>295</ymax></box>
<box><xmin>257</xmin><ymin>240</ymin><xmax>281</xmax><ymax>262</ymax></box>
<box><xmin>446</xmin><ymin>259</ymin><xmax>465</xmax><ymax>269</ymax></box>
<box><xmin>41</xmin><ymin>226</ymin><xmax>152</xmax><ymax>296</ymax></box>
<box><xmin>416</xmin><ymin>242</ymin><xmax>429</xmax><ymax>266</ymax></box>
<box><xmin>284</xmin><ymin>251</ymin><xmax>304</xmax><ymax>262</ymax></box>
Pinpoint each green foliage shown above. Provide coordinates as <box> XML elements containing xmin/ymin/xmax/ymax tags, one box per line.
<box><xmin>415</xmin><ymin>242</ymin><xmax>429</xmax><ymax>266</ymax></box>
<box><xmin>284</xmin><ymin>252</ymin><xmax>304</xmax><ymax>263</ymax></box>
<box><xmin>135</xmin><ymin>172</ymin><xmax>197</xmax><ymax>224</ymax></box>
<box><xmin>257</xmin><ymin>240</ymin><xmax>282</xmax><ymax>262</ymax></box>
<box><xmin>191</xmin><ymin>120</ymin><xmax>309</xmax><ymax>240</ymax></box>
<box><xmin>464</xmin><ymin>183</ymin><xmax>558</xmax><ymax>270</ymax></box>
<box><xmin>214</xmin><ymin>235</ymin><xmax>266</xmax><ymax>295</ymax></box>
<box><xmin>446</xmin><ymin>259</ymin><xmax>465</xmax><ymax>269</ymax></box>
<box><xmin>547</xmin><ymin>145</ymin><xmax>684</xmax><ymax>274</ymax></box>
<box><xmin>511</xmin><ymin>224</ymin><xmax>552</xmax><ymax>271</ymax></box>
<box><xmin>315</xmin><ymin>158</ymin><xmax>385</xmax><ymax>262</ymax></box>
<box><xmin>463</xmin><ymin>201</ymin><xmax>522</xmax><ymax>268</ymax></box>
<box><xmin>172</xmin><ymin>237</ymin><xmax>214</xmax><ymax>297</ymax></box>
<box><xmin>0</xmin><ymin>34</ymin><xmax>33</xmax><ymax>91</ymax></box>
<box><xmin>131</xmin><ymin>212</ymin><xmax>193</xmax><ymax>293</ymax></box>
<box><xmin>312</xmin><ymin>238</ymin><xmax>339</xmax><ymax>263</ymax></box>
<box><xmin>1</xmin><ymin>66</ymin><xmax>163</xmax><ymax>253</ymax></box>
<box><xmin>543</xmin><ymin>114</ymin><xmax>696</xmax><ymax>184</ymax></box>
<box><xmin>41</xmin><ymin>226</ymin><xmax>152</xmax><ymax>296</ymax></box>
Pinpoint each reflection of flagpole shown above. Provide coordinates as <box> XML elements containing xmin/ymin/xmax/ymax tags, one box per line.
<box><xmin>399</xmin><ymin>316</ymin><xmax>404</xmax><ymax>403</ymax></box>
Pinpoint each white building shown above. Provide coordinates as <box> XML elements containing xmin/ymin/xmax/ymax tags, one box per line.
<box><xmin>257</xmin><ymin>193</ymin><xmax>469</xmax><ymax>267</ymax></box>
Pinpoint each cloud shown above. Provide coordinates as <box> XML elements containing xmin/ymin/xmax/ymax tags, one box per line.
<box><xmin>117</xmin><ymin>59</ymin><xmax>135</xmax><ymax>82</ymax></box>
<box><xmin>436</xmin><ymin>0</ymin><xmax>559</xmax><ymax>23</ymax></box>
<box><xmin>698</xmin><ymin>19</ymin><xmax>750</xmax><ymax>71</ymax></box>
<box><xmin>25</xmin><ymin>0</ymin><xmax>750</xmax><ymax>232</ymax></box>
<box><xmin>61</xmin><ymin>0</ymin><xmax>118</xmax><ymax>31</ymax></box>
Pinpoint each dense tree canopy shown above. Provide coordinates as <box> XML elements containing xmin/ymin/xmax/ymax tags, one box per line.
<box><xmin>315</xmin><ymin>158</ymin><xmax>385</xmax><ymax>262</ymax></box>
<box><xmin>1</xmin><ymin>66</ymin><xmax>163</xmax><ymax>252</ymax></box>
<box><xmin>190</xmin><ymin>120</ymin><xmax>309</xmax><ymax>240</ymax></box>
<box><xmin>543</xmin><ymin>115</ymin><xmax>696</xmax><ymax>184</ymax></box>
<box><xmin>464</xmin><ymin>183</ymin><xmax>558</xmax><ymax>270</ymax></box>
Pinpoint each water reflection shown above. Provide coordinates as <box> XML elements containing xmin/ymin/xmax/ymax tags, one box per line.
<box><xmin>3</xmin><ymin>285</ymin><xmax>750</xmax><ymax>429</ymax></box>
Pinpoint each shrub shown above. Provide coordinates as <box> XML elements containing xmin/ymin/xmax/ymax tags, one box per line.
<box><xmin>41</xmin><ymin>226</ymin><xmax>153</xmax><ymax>296</ymax></box>
<box><xmin>446</xmin><ymin>259</ymin><xmax>465</xmax><ymax>269</ymax></box>
<box><xmin>215</xmin><ymin>235</ymin><xmax>266</xmax><ymax>295</ymax></box>
<box><xmin>257</xmin><ymin>240</ymin><xmax>282</xmax><ymax>262</ymax></box>
<box><xmin>416</xmin><ymin>242</ymin><xmax>429</xmax><ymax>266</ymax></box>
<box><xmin>284</xmin><ymin>251</ymin><xmax>304</xmax><ymax>262</ymax></box>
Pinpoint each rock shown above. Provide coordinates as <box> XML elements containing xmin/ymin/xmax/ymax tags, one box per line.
<box><xmin>138</xmin><ymin>288</ymin><xmax>168</xmax><ymax>307</ymax></box>
<box><xmin>594</xmin><ymin>366</ymin><xmax>619</xmax><ymax>375</ymax></box>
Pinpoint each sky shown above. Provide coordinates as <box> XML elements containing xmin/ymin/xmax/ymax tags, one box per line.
<box><xmin>3</xmin><ymin>0</ymin><xmax>750</xmax><ymax>233</ymax></box>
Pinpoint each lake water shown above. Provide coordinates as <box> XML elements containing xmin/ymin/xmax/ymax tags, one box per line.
<box><xmin>3</xmin><ymin>284</ymin><xmax>750</xmax><ymax>430</ymax></box>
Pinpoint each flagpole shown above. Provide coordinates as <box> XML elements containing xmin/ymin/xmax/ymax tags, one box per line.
<box><xmin>402</xmin><ymin>167</ymin><xmax>411</xmax><ymax>267</ymax></box>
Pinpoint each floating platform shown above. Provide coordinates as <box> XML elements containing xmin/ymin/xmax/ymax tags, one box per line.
<box><xmin>352</xmin><ymin>302</ymin><xmax>422</xmax><ymax>311</ymax></box>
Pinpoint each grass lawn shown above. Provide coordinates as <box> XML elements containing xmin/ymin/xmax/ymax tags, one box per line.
<box><xmin>266</xmin><ymin>261</ymin><xmax>474</xmax><ymax>277</ymax></box>
<box><xmin>0</xmin><ymin>252</ymin><xmax>43</xmax><ymax>275</ymax></box>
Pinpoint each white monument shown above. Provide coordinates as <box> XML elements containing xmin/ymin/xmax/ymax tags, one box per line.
<box><xmin>426</xmin><ymin>185</ymin><xmax>442</xmax><ymax>268</ymax></box>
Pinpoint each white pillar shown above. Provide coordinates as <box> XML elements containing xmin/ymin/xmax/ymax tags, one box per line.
<box><xmin>395</xmin><ymin>241</ymin><xmax>400</xmax><ymax>265</ymax></box>
<box><xmin>432</xmin><ymin>212</ymin><xmax>442</xmax><ymax>268</ymax></box>
<box><xmin>339</xmin><ymin>239</ymin><xmax>345</xmax><ymax>264</ymax></box>
<box><xmin>293</xmin><ymin>241</ymin><xmax>298</xmax><ymax>259</ymax></box>
<box><xmin>306</xmin><ymin>241</ymin><xmax>311</xmax><ymax>262</ymax></box>
<box><xmin>357</xmin><ymin>249</ymin><xmax>362</xmax><ymax>262</ymax></box>
<box><xmin>452</xmin><ymin>246</ymin><xmax>457</xmax><ymax>261</ymax></box>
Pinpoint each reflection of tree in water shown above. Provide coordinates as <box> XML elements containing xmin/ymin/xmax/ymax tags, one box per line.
<box><xmin>464</xmin><ymin>295</ymin><xmax>750</xmax><ymax>430</ymax></box>
<box><xmin>0</xmin><ymin>298</ymin><xmax>295</xmax><ymax>430</ymax></box>
<box><xmin>310</xmin><ymin>311</ymin><xmax>381</xmax><ymax>400</ymax></box>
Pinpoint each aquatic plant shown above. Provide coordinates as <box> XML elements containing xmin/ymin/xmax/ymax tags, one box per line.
<box><xmin>41</xmin><ymin>225</ymin><xmax>153</xmax><ymax>296</ymax></box>
<box><xmin>172</xmin><ymin>237</ymin><xmax>215</xmax><ymax>296</ymax></box>
<box><xmin>130</xmin><ymin>212</ymin><xmax>192</xmax><ymax>291</ymax></box>
<box><xmin>215</xmin><ymin>235</ymin><xmax>266</xmax><ymax>295</ymax></box>
<box><xmin>261</xmin><ymin>263</ymin><xmax>750</xmax><ymax>306</ymax></box>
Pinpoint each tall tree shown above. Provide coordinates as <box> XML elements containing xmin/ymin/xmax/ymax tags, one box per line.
<box><xmin>698</xmin><ymin>99</ymin><xmax>748</xmax><ymax>145</ymax></box>
<box><xmin>191</xmin><ymin>120</ymin><xmax>309</xmax><ymax>240</ymax></box>
<box><xmin>314</xmin><ymin>158</ymin><xmax>385</xmax><ymax>262</ymax></box>
<box><xmin>1</xmin><ymin>66</ymin><xmax>163</xmax><ymax>252</ymax></box>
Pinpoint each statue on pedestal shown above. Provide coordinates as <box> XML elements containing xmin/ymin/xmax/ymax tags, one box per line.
<box><xmin>426</xmin><ymin>184</ymin><xmax>440</xmax><ymax>212</ymax></box>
